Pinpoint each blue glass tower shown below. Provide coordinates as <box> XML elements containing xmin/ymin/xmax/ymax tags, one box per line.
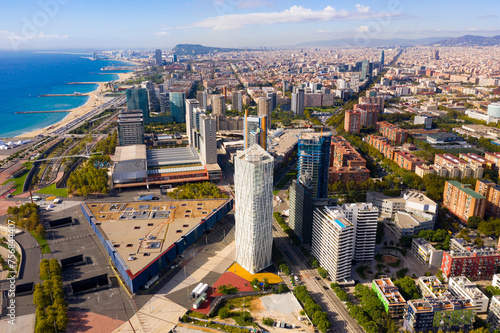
<box><xmin>297</xmin><ymin>133</ymin><xmax>331</xmax><ymax>199</ymax></box>
<box><xmin>126</xmin><ymin>88</ymin><xmax>150</xmax><ymax>123</ymax></box>
<box><xmin>170</xmin><ymin>91</ymin><xmax>186</xmax><ymax>123</ymax></box>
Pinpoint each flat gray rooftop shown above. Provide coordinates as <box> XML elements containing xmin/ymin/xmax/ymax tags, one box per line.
<box><xmin>147</xmin><ymin>147</ymin><xmax>201</xmax><ymax>168</ymax></box>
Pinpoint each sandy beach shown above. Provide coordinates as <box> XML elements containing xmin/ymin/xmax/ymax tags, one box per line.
<box><xmin>16</xmin><ymin>71</ymin><xmax>135</xmax><ymax>138</ymax></box>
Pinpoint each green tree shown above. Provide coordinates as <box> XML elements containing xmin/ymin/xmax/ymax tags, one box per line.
<box><xmin>468</xmin><ymin>216</ymin><xmax>483</xmax><ymax>229</ymax></box>
<box><xmin>318</xmin><ymin>267</ymin><xmax>328</xmax><ymax>279</ymax></box>
<box><xmin>474</xmin><ymin>235</ymin><xmax>485</xmax><ymax>247</ymax></box>
<box><xmin>218</xmin><ymin>307</ymin><xmax>230</xmax><ymax>319</ymax></box>
<box><xmin>35</xmin><ymin>224</ymin><xmax>46</xmax><ymax>238</ymax></box>
<box><xmin>394</xmin><ymin>276</ymin><xmax>420</xmax><ymax>300</ymax></box>
<box><xmin>262</xmin><ymin>317</ymin><xmax>274</xmax><ymax>326</ymax></box>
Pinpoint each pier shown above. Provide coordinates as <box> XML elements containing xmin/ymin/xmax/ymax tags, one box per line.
<box><xmin>39</xmin><ymin>93</ymin><xmax>89</xmax><ymax>97</ymax></box>
<box><xmin>101</xmin><ymin>65</ymin><xmax>138</xmax><ymax>71</ymax></box>
<box><xmin>67</xmin><ymin>82</ymin><xmax>102</xmax><ymax>85</ymax></box>
<box><xmin>15</xmin><ymin>110</ymin><xmax>71</xmax><ymax>114</ymax></box>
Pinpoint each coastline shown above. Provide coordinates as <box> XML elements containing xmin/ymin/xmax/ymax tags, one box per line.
<box><xmin>15</xmin><ymin>71</ymin><xmax>134</xmax><ymax>138</ymax></box>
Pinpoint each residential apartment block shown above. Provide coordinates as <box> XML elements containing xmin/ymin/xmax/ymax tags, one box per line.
<box><xmin>448</xmin><ymin>276</ymin><xmax>489</xmax><ymax>313</ymax></box>
<box><xmin>372</xmin><ymin>277</ymin><xmax>406</xmax><ymax>318</ymax></box>
<box><xmin>442</xmin><ymin>180</ymin><xmax>486</xmax><ymax>221</ymax></box>
<box><xmin>311</xmin><ymin>206</ymin><xmax>354</xmax><ymax>281</ymax></box>
<box><xmin>476</xmin><ymin>179</ymin><xmax>500</xmax><ymax>218</ymax></box>
<box><xmin>376</xmin><ymin>121</ymin><xmax>408</xmax><ymax>144</ymax></box>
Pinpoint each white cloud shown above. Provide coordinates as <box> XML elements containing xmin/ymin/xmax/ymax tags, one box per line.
<box><xmin>358</xmin><ymin>25</ymin><xmax>370</xmax><ymax>33</ymax></box>
<box><xmin>316</xmin><ymin>29</ymin><xmax>332</xmax><ymax>34</ymax></box>
<box><xmin>179</xmin><ymin>5</ymin><xmax>402</xmax><ymax>31</ymax></box>
<box><xmin>0</xmin><ymin>31</ymin><xmax>68</xmax><ymax>41</ymax></box>
<box><xmin>153</xmin><ymin>31</ymin><xmax>170</xmax><ymax>36</ymax></box>
<box><xmin>355</xmin><ymin>4</ymin><xmax>370</xmax><ymax>13</ymax></box>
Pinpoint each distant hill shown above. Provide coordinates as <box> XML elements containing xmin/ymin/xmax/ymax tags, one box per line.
<box><xmin>430</xmin><ymin>35</ymin><xmax>500</xmax><ymax>46</ymax></box>
<box><xmin>293</xmin><ymin>37</ymin><xmax>449</xmax><ymax>48</ymax></box>
<box><xmin>172</xmin><ymin>44</ymin><xmax>250</xmax><ymax>55</ymax></box>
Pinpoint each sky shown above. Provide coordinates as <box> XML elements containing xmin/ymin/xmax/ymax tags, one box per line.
<box><xmin>0</xmin><ymin>0</ymin><xmax>499</xmax><ymax>50</ymax></box>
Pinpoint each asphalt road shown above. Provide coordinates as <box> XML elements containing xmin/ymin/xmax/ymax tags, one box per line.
<box><xmin>272</xmin><ymin>221</ymin><xmax>364</xmax><ymax>333</ymax></box>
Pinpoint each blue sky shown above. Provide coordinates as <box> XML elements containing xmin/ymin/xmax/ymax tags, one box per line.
<box><xmin>0</xmin><ymin>0</ymin><xmax>499</xmax><ymax>50</ymax></box>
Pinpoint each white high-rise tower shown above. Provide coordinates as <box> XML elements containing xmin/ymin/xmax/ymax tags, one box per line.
<box><xmin>234</xmin><ymin>144</ymin><xmax>274</xmax><ymax>274</ymax></box>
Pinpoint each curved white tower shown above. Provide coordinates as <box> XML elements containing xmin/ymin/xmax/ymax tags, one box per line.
<box><xmin>234</xmin><ymin>144</ymin><xmax>274</xmax><ymax>274</ymax></box>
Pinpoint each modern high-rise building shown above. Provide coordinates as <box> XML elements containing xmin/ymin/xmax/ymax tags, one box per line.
<box><xmin>159</xmin><ymin>92</ymin><xmax>170</xmax><ymax>115</ymax></box>
<box><xmin>257</xmin><ymin>97</ymin><xmax>272</xmax><ymax>129</ymax></box>
<box><xmin>169</xmin><ymin>91</ymin><xmax>186</xmax><ymax>123</ymax></box>
<box><xmin>282</xmin><ymin>80</ymin><xmax>290</xmax><ymax>94</ymax></box>
<box><xmin>199</xmin><ymin>114</ymin><xmax>217</xmax><ymax>165</ymax></box>
<box><xmin>212</xmin><ymin>95</ymin><xmax>226</xmax><ymax>116</ymax></box>
<box><xmin>232</xmin><ymin>91</ymin><xmax>243</xmax><ymax>112</ymax></box>
<box><xmin>185</xmin><ymin>99</ymin><xmax>200</xmax><ymax>147</ymax></box>
<box><xmin>291</xmin><ymin>88</ymin><xmax>305</xmax><ymax>116</ymax></box>
<box><xmin>267</xmin><ymin>92</ymin><xmax>277</xmax><ymax>111</ymax></box>
<box><xmin>234</xmin><ymin>144</ymin><xmax>274</xmax><ymax>274</ymax></box>
<box><xmin>118</xmin><ymin>110</ymin><xmax>144</xmax><ymax>146</ymax></box>
<box><xmin>155</xmin><ymin>49</ymin><xmax>162</xmax><ymax>66</ymax></box>
<box><xmin>361</xmin><ymin>60</ymin><xmax>372</xmax><ymax>81</ymax></box>
<box><xmin>196</xmin><ymin>91</ymin><xmax>208</xmax><ymax>110</ymax></box>
<box><xmin>338</xmin><ymin>203</ymin><xmax>379</xmax><ymax>261</ymax></box>
<box><xmin>297</xmin><ymin>132</ymin><xmax>332</xmax><ymax>199</ymax></box>
<box><xmin>126</xmin><ymin>88</ymin><xmax>150</xmax><ymax>121</ymax></box>
<box><xmin>379</xmin><ymin>50</ymin><xmax>385</xmax><ymax>65</ymax></box>
<box><xmin>289</xmin><ymin>179</ymin><xmax>313</xmax><ymax>244</ymax></box>
<box><xmin>244</xmin><ymin>112</ymin><xmax>267</xmax><ymax>150</ymax></box>
<box><xmin>311</xmin><ymin>206</ymin><xmax>354</xmax><ymax>281</ymax></box>
<box><xmin>142</xmin><ymin>81</ymin><xmax>159</xmax><ymax>113</ymax></box>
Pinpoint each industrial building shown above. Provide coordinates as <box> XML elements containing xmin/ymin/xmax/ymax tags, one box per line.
<box><xmin>80</xmin><ymin>198</ymin><xmax>233</xmax><ymax>293</ymax></box>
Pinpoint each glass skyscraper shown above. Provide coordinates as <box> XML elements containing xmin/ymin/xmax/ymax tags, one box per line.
<box><xmin>170</xmin><ymin>91</ymin><xmax>186</xmax><ymax>123</ymax></box>
<box><xmin>297</xmin><ymin>132</ymin><xmax>332</xmax><ymax>199</ymax></box>
<box><xmin>234</xmin><ymin>144</ymin><xmax>274</xmax><ymax>274</ymax></box>
<box><xmin>126</xmin><ymin>88</ymin><xmax>150</xmax><ymax>122</ymax></box>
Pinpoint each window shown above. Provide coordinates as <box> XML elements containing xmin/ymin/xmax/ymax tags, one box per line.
<box><xmin>126</xmin><ymin>244</ymin><xmax>133</xmax><ymax>247</ymax></box>
<box><xmin>134</xmin><ymin>226</ymin><xmax>141</xmax><ymax>229</ymax></box>
<box><xmin>147</xmin><ymin>223</ymin><xmax>154</xmax><ymax>226</ymax></box>
<box><xmin>183</xmin><ymin>224</ymin><xmax>189</xmax><ymax>228</ymax></box>
<box><xmin>176</xmin><ymin>230</ymin><xmax>182</xmax><ymax>233</ymax></box>
<box><xmin>113</xmin><ymin>244</ymin><xmax>120</xmax><ymax>248</ymax></box>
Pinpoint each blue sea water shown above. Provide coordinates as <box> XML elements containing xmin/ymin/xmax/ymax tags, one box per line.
<box><xmin>0</xmin><ymin>51</ymin><xmax>131</xmax><ymax>138</ymax></box>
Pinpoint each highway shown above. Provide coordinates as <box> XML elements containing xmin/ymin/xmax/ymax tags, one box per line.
<box><xmin>272</xmin><ymin>221</ymin><xmax>364</xmax><ymax>333</ymax></box>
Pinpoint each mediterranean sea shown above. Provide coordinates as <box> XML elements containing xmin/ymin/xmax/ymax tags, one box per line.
<box><xmin>0</xmin><ymin>51</ymin><xmax>131</xmax><ymax>138</ymax></box>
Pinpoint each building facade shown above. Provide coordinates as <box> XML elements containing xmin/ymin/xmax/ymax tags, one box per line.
<box><xmin>288</xmin><ymin>179</ymin><xmax>313</xmax><ymax>244</ymax></box>
<box><xmin>234</xmin><ymin>144</ymin><xmax>274</xmax><ymax>274</ymax></box>
<box><xmin>118</xmin><ymin>110</ymin><xmax>145</xmax><ymax>146</ymax></box>
<box><xmin>297</xmin><ymin>133</ymin><xmax>332</xmax><ymax>199</ymax></box>
<box><xmin>372</xmin><ymin>277</ymin><xmax>406</xmax><ymax>318</ymax></box>
<box><xmin>311</xmin><ymin>206</ymin><xmax>354</xmax><ymax>281</ymax></box>
<box><xmin>442</xmin><ymin>180</ymin><xmax>486</xmax><ymax>222</ymax></box>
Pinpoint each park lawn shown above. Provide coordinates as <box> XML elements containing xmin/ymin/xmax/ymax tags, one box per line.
<box><xmin>2</xmin><ymin>162</ymin><xmax>33</xmax><ymax>195</ymax></box>
<box><xmin>36</xmin><ymin>183</ymin><xmax>68</xmax><ymax>197</ymax></box>
<box><xmin>273</xmin><ymin>190</ymin><xmax>280</xmax><ymax>195</ymax></box>
<box><xmin>29</xmin><ymin>230</ymin><xmax>51</xmax><ymax>254</ymax></box>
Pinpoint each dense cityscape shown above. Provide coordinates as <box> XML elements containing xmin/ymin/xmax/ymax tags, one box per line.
<box><xmin>1</xmin><ymin>4</ymin><xmax>500</xmax><ymax>333</ymax></box>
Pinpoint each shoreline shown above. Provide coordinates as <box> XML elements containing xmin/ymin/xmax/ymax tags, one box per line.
<box><xmin>15</xmin><ymin>71</ymin><xmax>135</xmax><ymax>139</ymax></box>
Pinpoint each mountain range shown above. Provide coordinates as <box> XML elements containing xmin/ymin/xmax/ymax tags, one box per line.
<box><xmin>172</xmin><ymin>44</ymin><xmax>251</xmax><ymax>55</ymax></box>
<box><xmin>291</xmin><ymin>35</ymin><xmax>500</xmax><ymax>48</ymax></box>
